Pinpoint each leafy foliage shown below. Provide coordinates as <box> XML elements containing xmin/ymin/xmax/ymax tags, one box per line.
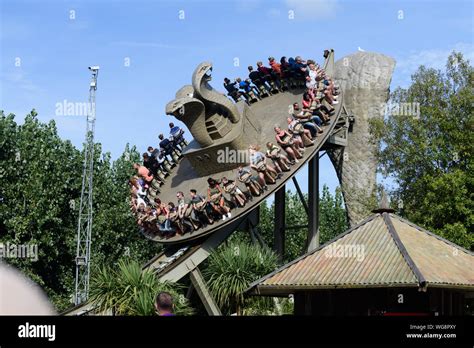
<box><xmin>2</xmin><ymin>110</ymin><xmax>348</xmax><ymax>315</ymax></box>
<box><xmin>0</xmin><ymin>110</ymin><xmax>82</xmax><ymax>309</ymax></box>
<box><xmin>89</xmin><ymin>259</ymin><xmax>193</xmax><ymax>315</ymax></box>
<box><xmin>0</xmin><ymin>110</ymin><xmax>159</xmax><ymax>311</ymax></box>
<box><xmin>369</xmin><ymin>52</ymin><xmax>473</xmax><ymax>249</ymax></box>
<box><xmin>248</xmin><ymin>186</ymin><xmax>348</xmax><ymax>263</ymax></box>
<box><xmin>320</xmin><ymin>185</ymin><xmax>348</xmax><ymax>245</ymax></box>
<box><xmin>242</xmin><ymin>297</ymin><xmax>294</xmax><ymax>316</ymax></box>
<box><xmin>216</xmin><ymin>185</ymin><xmax>348</xmax><ymax>315</ymax></box>
<box><xmin>203</xmin><ymin>242</ymin><xmax>277</xmax><ymax>315</ymax></box>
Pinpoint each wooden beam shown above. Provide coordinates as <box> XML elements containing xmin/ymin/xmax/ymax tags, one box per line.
<box><xmin>189</xmin><ymin>268</ymin><xmax>221</xmax><ymax>316</ymax></box>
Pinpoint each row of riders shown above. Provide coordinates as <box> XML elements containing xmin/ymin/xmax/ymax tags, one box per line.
<box><xmin>129</xmin><ymin>52</ymin><xmax>340</xmax><ymax>238</ymax></box>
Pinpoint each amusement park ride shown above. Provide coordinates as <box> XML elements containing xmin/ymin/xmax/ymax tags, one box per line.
<box><xmin>67</xmin><ymin>50</ymin><xmax>356</xmax><ymax>315</ymax></box>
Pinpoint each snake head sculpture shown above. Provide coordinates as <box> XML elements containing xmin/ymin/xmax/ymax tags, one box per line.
<box><xmin>193</xmin><ymin>62</ymin><xmax>213</xmax><ymax>84</ymax></box>
<box><xmin>165</xmin><ymin>93</ymin><xmax>213</xmax><ymax>147</ymax></box>
<box><xmin>165</xmin><ymin>62</ymin><xmax>242</xmax><ymax>149</ymax></box>
<box><xmin>192</xmin><ymin>62</ymin><xmax>241</xmax><ymax>124</ymax></box>
<box><xmin>175</xmin><ymin>85</ymin><xmax>196</xmax><ymax>99</ymax></box>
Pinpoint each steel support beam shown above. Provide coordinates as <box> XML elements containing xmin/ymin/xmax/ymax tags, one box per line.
<box><xmin>252</xmin><ymin>226</ymin><xmax>267</xmax><ymax>248</ymax></box>
<box><xmin>186</xmin><ymin>283</ymin><xmax>194</xmax><ymax>299</ymax></box>
<box><xmin>291</xmin><ymin>177</ymin><xmax>309</xmax><ymax>216</ymax></box>
<box><xmin>286</xmin><ymin>224</ymin><xmax>309</xmax><ymax>231</ymax></box>
<box><xmin>189</xmin><ymin>268</ymin><xmax>221</xmax><ymax>316</ymax></box>
<box><xmin>247</xmin><ymin>206</ymin><xmax>259</xmax><ymax>245</ymax></box>
<box><xmin>306</xmin><ymin>155</ymin><xmax>320</xmax><ymax>252</ymax></box>
<box><xmin>249</xmin><ymin>225</ymin><xmax>257</xmax><ymax>244</ymax></box>
<box><xmin>274</xmin><ymin>185</ymin><xmax>286</xmax><ymax>261</ymax></box>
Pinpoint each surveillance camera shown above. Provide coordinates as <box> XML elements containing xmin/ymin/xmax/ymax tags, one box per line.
<box><xmin>88</xmin><ymin>66</ymin><xmax>100</xmax><ymax>71</ymax></box>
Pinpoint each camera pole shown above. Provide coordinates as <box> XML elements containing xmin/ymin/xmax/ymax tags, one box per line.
<box><xmin>74</xmin><ymin>66</ymin><xmax>98</xmax><ymax>305</ymax></box>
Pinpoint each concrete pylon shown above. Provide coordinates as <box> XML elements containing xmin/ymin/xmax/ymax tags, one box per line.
<box><xmin>329</xmin><ymin>52</ymin><xmax>396</xmax><ymax>226</ymax></box>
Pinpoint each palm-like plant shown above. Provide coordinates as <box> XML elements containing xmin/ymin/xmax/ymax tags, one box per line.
<box><xmin>203</xmin><ymin>242</ymin><xmax>277</xmax><ymax>315</ymax></box>
<box><xmin>89</xmin><ymin>259</ymin><xmax>193</xmax><ymax>315</ymax></box>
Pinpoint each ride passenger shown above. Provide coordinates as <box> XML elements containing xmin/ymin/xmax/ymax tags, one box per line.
<box><xmin>169</xmin><ymin>122</ymin><xmax>187</xmax><ymax>150</ymax></box>
<box><xmin>143</xmin><ymin>152</ymin><xmax>161</xmax><ymax>177</ymax></box>
<box><xmin>274</xmin><ymin>126</ymin><xmax>302</xmax><ymax>163</ymax></box>
<box><xmin>156</xmin><ymin>202</ymin><xmax>175</xmax><ymax>237</ymax></box>
<box><xmin>248</xmin><ymin>145</ymin><xmax>278</xmax><ymax>186</ymax></box>
<box><xmin>268</xmin><ymin>57</ymin><xmax>281</xmax><ymax>75</ymax></box>
<box><xmin>266</xmin><ymin>142</ymin><xmax>291</xmax><ymax>173</ymax></box>
<box><xmin>237</xmin><ymin>165</ymin><xmax>263</xmax><ymax>196</ymax></box>
<box><xmin>176</xmin><ymin>191</ymin><xmax>198</xmax><ymax>231</ymax></box>
<box><xmin>159</xmin><ymin>133</ymin><xmax>180</xmax><ymax>162</ymax></box>
<box><xmin>189</xmin><ymin>189</ymin><xmax>214</xmax><ymax>225</ymax></box>
<box><xmin>292</xmin><ymin>102</ymin><xmax>323</xmax><ymax>136</ymax></box>
<box><xmin>248</xmin><ymin>66</ymin><xmax>268</xmax><ymax>91</ymax></box>
<box><xmin>287</xmin><ymin>117</ymin><xmax>314</xmax><ymax>147</ymax></box>
<box><xmin>207</xmin><ymin>178</ymin><xmax>232</xmax><ymax>220</ymax></box>
<box><xmin>223</xmin><ymin>78</ymin><xmax>243</xmax><ymax>102</ymax></box>
<box><xmin>221</xmin><ymin>176</ymin><xmax>247</xmax><ymax>207</ymax></box>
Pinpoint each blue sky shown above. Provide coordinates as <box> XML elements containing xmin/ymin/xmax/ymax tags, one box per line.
<box><xmin>1</xmin><ymin>0</ymin><xmax>473</xmax><ymax>197</ymax></box>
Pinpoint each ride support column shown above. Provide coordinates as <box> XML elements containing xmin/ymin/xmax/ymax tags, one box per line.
<box><xmin>273</xmin><ymin>185</ymin><xmax>286</xmax><ymax>262</ymax></box>
<box><xmin>307</xmin><ymin>154</ymin><xmax>320</xmax><ymax>252</ymax></box>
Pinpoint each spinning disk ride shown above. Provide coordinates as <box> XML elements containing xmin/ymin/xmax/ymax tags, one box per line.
<box><xmin>142</xmin><ymin>50</ymin><xmax>345</xmax><ymax>245</ymax></box>
<box><xmin>66</xmin><ymin>50</ymin><xmax>354</xmax><ymax>315</ymax></box>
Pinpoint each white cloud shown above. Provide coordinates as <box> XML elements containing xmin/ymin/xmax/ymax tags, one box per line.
<box><xmin>396</xmin><ymin>42</ymin><xmax>474</xmax><ymax>73</ymax></box>
<box><xmin>3</xmin><ymin>71</ymin><xmax>41</xmax><ymax>93</ymax></box>
<box><xmin>0</xmin><ymin>20</ymin><xmax>31</xmax><ymax>41</ymax></box>
<box><xmin>393</xmin><ymin>42</ymin><xmax>474</xmax><ymax>87</ymax></box>
<box><xmin>68</xmin><ymin>20</ymin><xmax>89</xmax><ymax>31</ymax></box>
<box><xmin>109</xmin><ymin>41</ymin><xmax>187</xmax><ymax>49</ymax></box>
<box><xmin>285</xmin><ymin>0</ymin><xmax>339</xmax><ymax>19</ymax></box>
<box><xmin>236</xmin><ymin>0</ymin><xmax>263</xmax><ymax>12</ymax></box>
<box><xmin>267</xmin><ymin>8</ymin><xmax>282</xmax><ymax>18</ymax></box>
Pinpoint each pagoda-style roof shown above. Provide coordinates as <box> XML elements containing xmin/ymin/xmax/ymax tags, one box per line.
<box><xmin>247</xmin><ymin>213</ymin><xmax>474</xmax><ymax>295</ymax></box>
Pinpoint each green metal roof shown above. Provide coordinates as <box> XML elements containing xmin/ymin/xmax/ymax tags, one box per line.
<box><xmin>247</xmin><ymin>213</ymin><xmax>474</xmax><ymax>296</ymax></box>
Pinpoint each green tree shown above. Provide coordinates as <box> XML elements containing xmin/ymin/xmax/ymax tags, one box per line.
<box><xmin>89</xmin><ymin>259</ymin><xmax>193</xmax><ymax>315</ymax></box>
<box><xmin>0</xmin><ymin>110</ymin><xmax>82</xmax><ymax>309</ymax></box>
<box><xmin>369</xmin><ymin>52</ymin><xmax>473</xmax><ymax>249</ymax></box>
<box><xmin>320</xmin><ymin>185</ymin><xmax>348</xmax><ymax>244</ymax></box>
<box><xmin>250</xmin><ymin>186</ymin><xmax>348</xmax><ymax>263</ymax></box>
<box><xmin>0</xmin><ymin>110</ymin><xmax>160</xmax><ymax>311</ymax></box>
<box><xmin>203</xmin><ymin>241</ymin><xmax>277</xmax><ymax>315</ymax></box>
<box><xmin>87</xmin><ymin>143</ymin><xmax>160</xmax><ymax>267</ymax></box>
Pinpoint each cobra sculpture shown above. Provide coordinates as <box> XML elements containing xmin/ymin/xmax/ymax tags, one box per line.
<box><xmin>165</xmin><ymin>85</ymin><xmax>212</xmax><ymax>147</ymax></box>
<box><xmin>166</xmin><ymin>62</ymin><xmax>241</xmax><ymax>149</ymax></box>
